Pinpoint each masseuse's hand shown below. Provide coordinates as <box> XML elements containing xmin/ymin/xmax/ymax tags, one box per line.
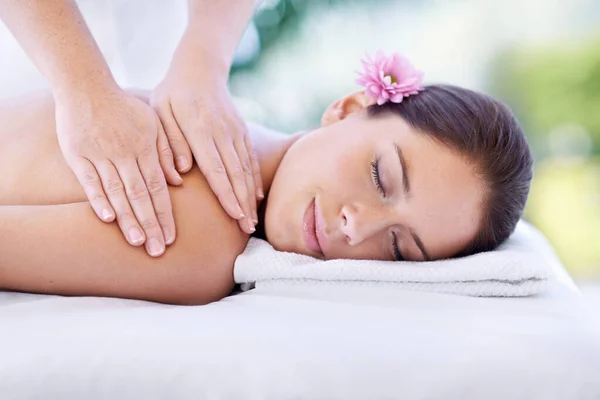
<box><xmin>55</xmin><ymin>87</ymin><xmax>183</xmax><ymax>257</ymax></box>
<box><xmin>151</xmin><ymin>60</ymin><xmax>262</xmax><ymax>235</ymax></box>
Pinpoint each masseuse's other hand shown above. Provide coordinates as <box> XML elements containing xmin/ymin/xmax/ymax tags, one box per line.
<box><xmin>151</xmin><ymin>66</ymin><xmax>262</xmax><ymax>235</ymax></box>
<box><xmin>55</xmin><ymin>87</ymin><xmax>182</xmax><ymax>257</ymax></box>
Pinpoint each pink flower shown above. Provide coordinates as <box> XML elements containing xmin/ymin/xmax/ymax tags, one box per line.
<box><xmin>355</xmin><ymin>50</ymin><xmax>425</xmax><ymax>105</ymax></box>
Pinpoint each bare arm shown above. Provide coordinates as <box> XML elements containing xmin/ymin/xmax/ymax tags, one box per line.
<box><xmin>183</xmin><ymin>0</ymin><xmax>259</xmax><ymax>74</ymax></box>
<box><xmin>151</xmin><ymin>0</ymin><xmax>263</xmax><ymax>237</ymax></box>
<box><xmin>0</xmin><ymin>0</ymin><xmax>185</xmax><ymax>258</ymax></box>
<box><xmin>0</xmin><ymin>168</ymin><xmax>248</xmax><ymax>305</ymax></box>
<box><xmin>0</xmin><ymin>0</ymin><xmax>117</xmax><ymax>98</ymax></box>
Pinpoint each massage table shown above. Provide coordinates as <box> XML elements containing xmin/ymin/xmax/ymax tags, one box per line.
<box><xmin>1</xmin><ymin>223</ymin><xmax>599</xmax><ymax>400</ymax></box>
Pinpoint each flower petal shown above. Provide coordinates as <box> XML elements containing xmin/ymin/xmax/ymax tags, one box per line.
<box><xmin>356</xmin><ymin>50</ymin><xmax>425</xmax><ymax>105</ymax></box>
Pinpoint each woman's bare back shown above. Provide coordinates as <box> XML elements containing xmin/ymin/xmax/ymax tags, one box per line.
<box><xmin>0</xmin><ymin>91</ymin><xmax>249</xmax><ymax>304</ymax></box>
<box><xmin>0</xmin><ymin>91</ymin><xmax>180</xmax><ymax>206</ymax></box>
<box><xmin>0</xmin><ymin>92</ymin><xmax>87</xmax><ymax>205</ymax></box>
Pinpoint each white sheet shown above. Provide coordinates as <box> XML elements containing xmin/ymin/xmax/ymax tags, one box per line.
<box><xmin>1</xmin><ymin>225</ymin><xmax>599</xmax><ymax>400</ymax></box>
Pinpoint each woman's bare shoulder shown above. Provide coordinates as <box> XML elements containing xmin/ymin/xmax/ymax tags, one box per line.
<box><xmin>168</xmin><ymin>165</ymin><xmax>249</xmax><ymax>282</ymax></box>
<box><xmin>0</xmin><ymin>164</ymin><xmax>248</xmax><ymax>305</ymax></box>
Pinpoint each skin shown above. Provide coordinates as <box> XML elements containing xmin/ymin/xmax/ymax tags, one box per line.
<box><xmin>0</xmin><ymin>91</ymin><xmax>290</xmax><ymax>305</ymax></box>
<box><xmin>152</xmin><ymin>0</ymin><xmax>264</xmax><ymax>235</ymax></box>
<box><xmin>0</xmin><ymin>90</ymin><xmax>484</xmax><ymax>304</ymax></box>
<box><xmin>0</xmin><ymin>0</ymin><xmax>263</xmax><ymax>259</ymax></box>
<box><xmin>266</xmin><ymin>92</ymin><xmax>485</xmax><ymax>261</ymax></box>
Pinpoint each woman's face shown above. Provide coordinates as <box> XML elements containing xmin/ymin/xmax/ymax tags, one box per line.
<box><xmin>264</xmin><ymin>93</ymin><xmax>485</xmax><ymax>261</ymax></box>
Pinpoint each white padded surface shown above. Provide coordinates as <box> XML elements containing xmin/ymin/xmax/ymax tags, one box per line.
<box><xmin>1</xmin><ymin>224</ymin><xmax>599</xmax><ymax>400</ymax></box>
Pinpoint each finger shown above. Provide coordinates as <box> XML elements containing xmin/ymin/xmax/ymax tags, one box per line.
<box><xmin>191</xmin><ymin>136</ymin><xmax>248</xmax><ymax>226</ymax></box>
<box><xmin>69</xmin><ymin>157</ymin><xmax>115</xmax><ymax>223</ymax></box>
<box><xmin>117</xmin><ymin>158</ymin><xmax>167</xmax><ymax>257</ymax></box>
<box><xmin>233</xmin><ymin>132</ymin><xmax>258</xmax><ymax>225</ymax></box>
<box><xmin>215</xmin><ymin>136</ymin><xmax>256</xmax><ymax>233</ymax></box>
<box><xmin>238</xmin><ymin>218</ymin><xmax>249</xmax><ymax>234</ymax></box>
<box><xmin>137</xmin><ymin>152</ymin><xmax>176</xmax><ymax>247</ymax></box>
<box><xmin>93</xmin><ymin>160</ymin><xmax>146</xmax><ymax>247</ymax></box>
<box><xmin>244</xmin><ymin>132</ymin><xmax>264</xmax><ymax>200</ymax></box>
<box><xmin>156</xmin><ymin>120</ymin><xmax>183</xmax><ymax>186</ymax></box>
<box><xmin>155</xmin><ymin>102</ymin><xmax>193</xmax><ymax>173</ymax></box>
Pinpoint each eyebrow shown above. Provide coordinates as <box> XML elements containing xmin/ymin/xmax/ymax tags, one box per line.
<box><xmin>395</xmin><ymin>143</ymin><xmax>430</xmax><ymax>261</ymax></box>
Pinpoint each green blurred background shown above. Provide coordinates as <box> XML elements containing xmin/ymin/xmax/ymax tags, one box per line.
<box><xmin>230</xmin><ymin>0</ymin><xmax>600</xmax><ymax>279</ymax></box>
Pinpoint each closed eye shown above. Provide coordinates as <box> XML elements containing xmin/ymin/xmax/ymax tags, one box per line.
<box><xmin>392</xmin><ymin>232</ymin><xmax>404</xmax><ymax>261</ymax></box>
<box><xmin>371</xmin><ymin>157</ymin><xmax>404</xmax><ymax>261</ymax></box>
<box><xmin>370</xmin><ymin>158</ymin><xmax>385</xmax><ymax>197</ymax></box>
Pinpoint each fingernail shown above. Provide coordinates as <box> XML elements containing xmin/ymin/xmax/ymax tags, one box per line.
<box><xmin>176</xmin><ymin>156</ymin><xmax>188</xmax><ymax>171</ymax></box>
<box><xmin>175</xmin><ymin>172</ymin><xmax>183</xmax><ymax>184</ymax></box>
<box><xmin>147</xmin><ymin>238</ymin><xmax>164</xmax><ymax>257</ymax></box>
<box><xmin>257</xmin><ymin>188</ymin><xmax>264</xmax><ymax>199</ymax></box>
<box><xmin>102</xmin><ymin>209</ymin><xmax>114</xmax><ymax>221</ymax></box>
<box><xmin>248</xmin><ymin>218</ymin><xmax>255</xmax><ymax>233</ymax></box>
<box><xmin>236</xmin><ymin>204</ymin><xmax>245</xmax><ymax>218</ymax></box>
<box><xmin>129</xmin><ymin>227</ymin><xmax>144</xmax><ymax>245</ymax></box>
<box><xmin>163</xmin><ymin>227</ymin><xmax>174</xmax><ymax>245</ymax></box>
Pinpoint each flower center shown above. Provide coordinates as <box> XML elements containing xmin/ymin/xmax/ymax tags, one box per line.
<box><xmin>385</xmin><ymin>74</ymin><xmax>398</xmax><ymax>84</ymax></box>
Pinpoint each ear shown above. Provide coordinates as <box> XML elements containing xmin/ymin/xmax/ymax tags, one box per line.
<box><xmin>320</xmin><ymin>91</ymin><xmax>376</xmax><ymax>126</ymax></box>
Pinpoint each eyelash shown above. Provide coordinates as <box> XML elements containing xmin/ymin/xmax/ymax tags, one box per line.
<box><xmin>370</xmin><ymin>159</ymin><xmax>385</xmax><ymax>196</ymax></box>
<box><xmin>392</xmin><ymin>232</ymin><xmax>403</xmax><ymax>261</ymax></box>
<box><xmin>371</xmin><ymin>158</ymin><xmax>403</xmax><ymax>261</ymax></box>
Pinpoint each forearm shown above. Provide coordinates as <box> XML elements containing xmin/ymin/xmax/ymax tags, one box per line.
<box><xmin>173</xmin><ymin>0</ymin><xmax>259</xmax><ymax>77</ymax></box>
<box><xmin>0</xmin><ymin>0</ymin><xmax>118</xmax><ymax>100</ymax></box>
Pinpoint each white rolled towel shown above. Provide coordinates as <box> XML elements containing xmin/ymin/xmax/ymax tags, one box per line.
<box><xmin>234</xmin><ymin>220</ymin><xmax>555</xmax><ymax>297</ymax></box>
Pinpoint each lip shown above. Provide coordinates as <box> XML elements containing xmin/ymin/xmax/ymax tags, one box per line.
<box><xmin>302</xmin><ymin>198</ymin><xmax>324</xmax><ymax>256</ymax></box>
<box><xmin>313</xmin><ymin>199</ymin><xmax>328</xmax><ymax>256</ymax></box>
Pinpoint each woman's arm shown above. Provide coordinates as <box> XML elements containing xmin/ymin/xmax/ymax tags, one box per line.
<box><xmin>0</xmin><ymin>168</ymin><xmax>248</xmax><ymax>305</ymax></box>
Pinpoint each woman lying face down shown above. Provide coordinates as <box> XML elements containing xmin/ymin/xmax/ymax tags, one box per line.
<box><xmin>0</xmin><ymin>56</ymin><xmax>532</xmax><ymax>304</ymax></box>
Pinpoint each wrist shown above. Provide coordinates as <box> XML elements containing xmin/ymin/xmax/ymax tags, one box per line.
<box><xmin>53</xmin><ymin>69</ymin><xmax>121</xmax><ymax>106</ymax></box>
<box><xmin>53</xmin><ymin>77</ymin><xmax>123</xmax><ymax>110</ymax></box>
<box><xmin>171</xmin><ymin>29</ymin><xmax>231</xmax><ymax>82</ymax></box>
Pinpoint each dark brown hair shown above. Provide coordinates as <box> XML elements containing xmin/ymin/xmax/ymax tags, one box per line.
<box><xmin>367</xmin><ymin>84</ymin><xmax>533</xmax><ymax>257</ymax></box>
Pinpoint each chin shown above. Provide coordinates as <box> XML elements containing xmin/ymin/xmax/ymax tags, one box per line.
<box><xmin>264</xmin><ymin>205</ymin><xmax>305</xmax><ymax>256</ymax></box>
<box><xmin>265</xmin><ymin>212</ymin><xmax>325</xmax><ymax>260</ymax></box>
<box><xmin>264</xmin><ymin>166</ymin><xmax>316</xmax><ymax>257</ymax></box>
<box><xmin>265</xmin><ymin>231</ymin><xmax>297</xmax><ymax>255</ymax></box>
<box><xmin>263</xmin><ymin>212</ymin><xmax>291</xmax><ymax>251</ymax></box>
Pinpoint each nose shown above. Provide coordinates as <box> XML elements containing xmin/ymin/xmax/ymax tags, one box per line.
<box><xmin>340</xmin><ymin>202</ymin><xmax>395</xmax><ymax>246</ymax></box>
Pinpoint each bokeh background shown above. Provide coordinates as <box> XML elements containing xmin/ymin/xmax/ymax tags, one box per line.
<box><xmin>235</xmin><ymin>0</ymin><xmax>600</xmax><ymax>282</ymax></box>
<box><xmin>1</xmin><ymin>0</ymin><xmax>599</xmax><ymax>282</ymax></box>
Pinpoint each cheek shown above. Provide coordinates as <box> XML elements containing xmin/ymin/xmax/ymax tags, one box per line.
<box><xmin>289</xmin><ymin>130</ymin><xmax>361</xmax><ymax>186</ymax></box>
<box><xmin>265</xmin><ymin>131</ymin><xmax>368</xmax><ymax>246</ymax></box>
<box><xmin>334</xmin><ymin>150</ymin><xmax>365</xmax><ymax>185</ymax></box>
<box><xmin>316</xmin><ymin>128</ymin><xmax>372</xmax><ymax>178</ymax></box>
<box><xmin>263</xmin><ymin>138</ymin><xmax>329</xmax><ymax>249</ymax></box>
